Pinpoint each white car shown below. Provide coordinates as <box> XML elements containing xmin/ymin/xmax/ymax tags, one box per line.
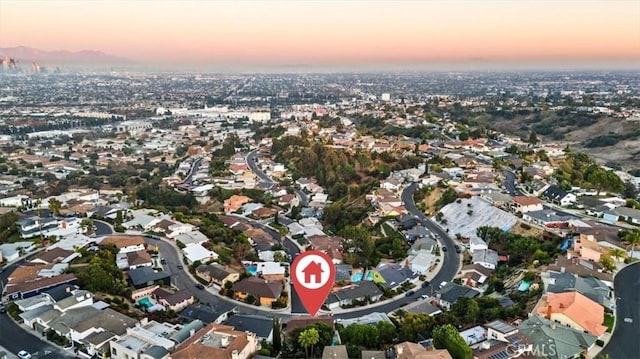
<box><xmin>18</xmin><ymin>351</ymin><xmax>32</xmax><ymax>359</ymax></box>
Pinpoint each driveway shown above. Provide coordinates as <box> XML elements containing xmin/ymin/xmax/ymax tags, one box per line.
<box><xmin>600</xmin><ymin>262</ymin><xmax>640</xmax><ymax>358</ymax></box>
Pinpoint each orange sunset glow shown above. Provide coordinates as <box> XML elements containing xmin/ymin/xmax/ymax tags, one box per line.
<box><xmin>1</xmin><ymin>0</ymin><xmax>638</xmax><ymax>67</ymax></box>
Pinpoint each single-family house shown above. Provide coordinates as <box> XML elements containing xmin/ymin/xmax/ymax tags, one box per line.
<box><xmin>457</xmin><ymin>264</ymin><xmax>493</xmax><ymax>288</ymax></box>
<box><xmin>232</xmin><ymin>277</ymin><xmax>283</xmax><ymax>307</ymax></box>
<box><xmin>224</xmin><ymin>314</ymin><xmax>274</xmax><ymax>343</ymax></box>
<box><xmin>605</xmin><ymin>206</ymin><xmax>640</xmax><ymax>225</ymax></box>
<box><xmin>30</xmin><ymin>247</ymin><xmax>75</xmax><ymax>265</ymax></box>
<box><xmin>542</xmin><ymin>271</ymin><xmax>611</xmax><ymax>307</ymax></box>
<box><xmin>541</xmin><ymin>186</ymin><xmax>576</xmax><ymax>207</ymax></box>
<box><xmin>405</xmin><ymin>251</ymin><xmax>437</xmax><ymax>275</ymax></box>
<box><xmin>393</xmin><ymin>342</ymin><xmax>453</xmax><ymax>359</ymax></box>
<box><xmin>469</xmin><ymin>237</ymin><xmax>488</xmax><ymax>253</ymax></box>
<box><xmin>380</xmin><ymin>178</ymin><xmax>402</xmax><ymax>191</ymax></box>
<box><xmin>472</xmin><ymin>249</ymin><xmax>499</xmax><ymax>269</ymax></box>
<box><xmin>109</xmin><ymin>319</ymin><xmax>182</xmax><ymax>359</ymax></box>
<box><xmin>196</xmin><ymin>263</ymin><xmax>240</xmax><ymax>287</ymax></box>
<box><xmin>519</xmin><ymin>315</ymin><xmax>596</xmax><ymax>359</ymax></box>
<box><xmin>376</xmin><ymin>263</ymin><xmax>419</xmax><ymax>289</ymax></box>
<box><xmin>182</xmin><ymin>243</ymin><xmax>218</xmax><ymax>264</ymax></box>
<box><xmin>255</xmin><ymin>262</ymin><xmax>286</xmax><ymax>281</ymax></box>
<box><xmin>171</xmin><ymin>323</ymin><xmax>257</xmax><ymax>359</ymax></box>
<box><xmin>101</xmin><ymin>235</ymin><xmax>146</xmax><ymax>254</ymax></box>
<box><xmin>152</xmin><ymin>288</ymin><xmax>195</xmax><ymax>312</ymax></box>
<box><xmin>438</xmin><ymin>283</ymin><xmax>480</xmax><ymax>311</ymax></box>
<box><xmin>308</xmin><ymin>235</ymin><xmax>344</xmax><ymax>264</ymax></box>
<box><xmin>535</xmin><ymin>291</ymin><xmax>607</xmax><ymax>337</ymax></box>
<box><xmin>126</xmin><ymin>250</ymin><xmax>154</xmax><ymax>270</ymax></box>
<box><xmin>511</xmin><ymin>196</ymin><xmax>544</xmax><ymax>213</ymax></box>
<box><xmin>325</xmin><ymin>281</ymin><xmax>383</xmax><ymax>310</ymax></box>
<box><xmin>127</xmin><ymin>267</ymin><xmax>171</xmax><ymax>289</ymax></box>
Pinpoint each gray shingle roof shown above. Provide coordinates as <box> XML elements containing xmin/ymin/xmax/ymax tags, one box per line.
<box><xmin>519</xmin><ymin>315</ymin><xmax>596</xmax><ymax>359</ymax></box>
<box><xmin>439</xmin><ymin>283</ymin><xmax>480</xmax><ymax>304</ymax></box>
<box><xmin>327</xmin><ymin>281</ymin><xmax>382</xmax><ymax>304</ymax></box>
<box><xmin>224</xmin><ymin>314</ymin><xmax>273</xmax><ymax>339</ymax></box>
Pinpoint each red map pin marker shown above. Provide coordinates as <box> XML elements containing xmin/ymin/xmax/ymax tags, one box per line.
<box><xmin>291</xmin><ymin>250</ymin><xmax>336</xmax><ymax>317</ymax></box>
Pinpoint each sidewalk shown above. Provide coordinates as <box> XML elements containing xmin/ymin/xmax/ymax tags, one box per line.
<box><xmin>156</xmin><ymin>234</ymin><xmax>293</xmax><ymax>314</ymax></box>
<box><xmin>326</xmin><ymin>251</ymin><xmax>449</xmax><ymax>315</ymax></box>
<box><xmin>0</xmin><ymin>346</ymin><xmax>17</xmax><ymax>359</ymax></box>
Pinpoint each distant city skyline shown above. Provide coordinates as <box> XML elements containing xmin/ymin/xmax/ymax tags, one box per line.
<box><xmin>1</xmin><ymin>0</ymin><xmax>639</xmax><ymax>69</ymax></box>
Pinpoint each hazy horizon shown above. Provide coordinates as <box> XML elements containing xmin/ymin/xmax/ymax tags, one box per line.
<box><xmin>1</xmin><ymin>0</ymin><xmax>639</xmax><ymax>71</ymax></box>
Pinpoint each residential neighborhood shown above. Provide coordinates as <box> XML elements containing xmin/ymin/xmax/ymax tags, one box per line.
<box><xmin>1</xmin><ymin>70</ymin><xmax>639</xmax><ymax>359</ymax></box>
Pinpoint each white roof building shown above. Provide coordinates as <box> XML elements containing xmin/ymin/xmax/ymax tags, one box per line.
<box><xmin>182</xmin><ymin>243</ymin><xmax>218</xmax><ymax>264</ymax></box>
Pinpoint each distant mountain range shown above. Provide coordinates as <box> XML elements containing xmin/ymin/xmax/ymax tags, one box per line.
<box><xmin>0</xmin><ymin>46</ymin><xmax>131</xmax><ymax>64</ymax></box>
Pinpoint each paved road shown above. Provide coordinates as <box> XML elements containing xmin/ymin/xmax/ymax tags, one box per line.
<box><xmin>93</xmin><ymin>220</ymin><xmax>114</xmax><ymax>236</ymax></box>
<box><xmin>182</xmin><ymin>157</ymin><xmax>202</xmax><ymax>185</ymax></box>
<box><xmin>600</xmin><ymin>262</ymin><xmax>640</xmax><ymax>359</ymax></box>
<box><xmin>1</xmin><ymin>256</ymin><xmax>73</xmax><ymax>358</ymax></box>
<box><xmin>246</xmin><ymin>150</ymin><xmax>274</xmax><ymax>184</ymax></box>
<box><xmin>503</xmin><ymin>170</ymin><xmax>523</xmax><ymax>196</ymax></box>
<box><xmin>246</xmin><ymin>149</ymin><xmax>309</xmax><ymax>206</ymax></box>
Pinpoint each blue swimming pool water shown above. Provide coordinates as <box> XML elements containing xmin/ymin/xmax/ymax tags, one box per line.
<box><xmin>138</xmin><ymin>297</ymin><xmax>153</xmax><ymax>309</ymax></box>
<box><xmin>246</xmin><ymin>265</ymin><xmax>257</xmax><ymax>276</ymax></box>
<box><xmin>351</xmin><ymin>271</ymin><xmax>374</xmax><ymax>282</ymax></box>
<box><xmin>518</xmin><ymin>281</ymin><xmax>532</xmax><ymax>292</ymax></box>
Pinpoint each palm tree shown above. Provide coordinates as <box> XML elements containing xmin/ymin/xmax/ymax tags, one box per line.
<box><xmin>608</xmin><ymin>248</ymin><xmax>627</xmax><ymax>262</ymax></box>
<box><xmin>298</xmin><ymin>327</ymin><xmax>320</xmax><ymax>359</ymax></box>
<box><xmin>622</xmin><ymin>229</ymin><xmax>640</xmax><ymax>258</ymax></box>
<box><xmin>48</xmin><ymin>198</ymin><xmax>62</xmax><ymax>217</ymax></box>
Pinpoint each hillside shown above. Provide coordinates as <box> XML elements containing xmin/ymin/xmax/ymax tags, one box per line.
<box><xmin>473</xmin><ymin>113</ymin><xmax>640</xmax><ymax>169</ymax></box>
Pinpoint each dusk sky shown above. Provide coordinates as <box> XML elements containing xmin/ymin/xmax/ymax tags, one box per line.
<box><xmin>1</xmin><ymin>0</ymin><xmax>639</xmax><ymax>68</ymax></box>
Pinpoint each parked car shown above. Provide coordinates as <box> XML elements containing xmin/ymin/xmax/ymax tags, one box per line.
<box><xmin>0</xmin><ymin>303</ymin><xmax>5</xmax><ymax>313</ymax></box>
<box><xmin>421</xmin><ymin>281</ymin><xmax>430</xmax><ymax>288</ymax></box>
<box><xmin>18</xmin><ymin>351</ymin><xmax>32</xmax><ymax>359</ymax></box>
<box><xmin>442</xmin><ymin>245</ymin><xmax>448</xmax><ymax>252</ymax></box>
<box><xmin>160</xmin><ymin>258</ymin><xmax>167</xmax><ymax>264</ymax></box>
<box><xmin>405</xmin><ymin>290</ymin><xmax>416</xmax><ymax>297</ymax></box>
<box><xmin>177</xmin><ymin>265</ymin><xmax>184</xmax><ymax>270</ymax></box>
<box><xmin>195</xmin><ymin>283</ymin><xmax>205</xmax><ymax>290</ymax></box>
<box><xmin>454</xmin><ymin>244</ymin><xmax>462</xmax><ymax>253</ymax></box>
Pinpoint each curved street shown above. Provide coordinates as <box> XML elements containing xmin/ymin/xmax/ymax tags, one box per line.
<box><xmin>1</xmin><ymin>256</ymin><xmax>73</xmax><ymax>358</ymax></box>
<box><xmin>0</xmin><ymin>165</ymin><xmax>463</xmax><ymax>357</ymax></box>
<box><xmin>600</xmin><ymin>262</ymin><xmax>640</xmax><ymax>359</ymax></box>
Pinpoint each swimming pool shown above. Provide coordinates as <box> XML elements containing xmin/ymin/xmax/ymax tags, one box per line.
<box><xmin>518</xmin><ymin>281</ymin><xmax>532</xmax><ymax>292</ymax></box>
<box><xmin>138</xmin><ymin>297</ymin><xmax>154</xmax><ymax>309</ymax></box>
<box><xmin>351</xmin><ymin>271</ymin><xmax>374</xmax><ymax>282</ymax></box>
<box><xmin>246</xmin><ymin>265</ymin><xmax>257</xmax><ymax>276</ymax></box>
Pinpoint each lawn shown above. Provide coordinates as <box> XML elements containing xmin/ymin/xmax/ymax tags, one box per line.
<box><xmin>604</xmin><ymin>313</ymin><xmax>615</xmax><ymax>333</ymax></box>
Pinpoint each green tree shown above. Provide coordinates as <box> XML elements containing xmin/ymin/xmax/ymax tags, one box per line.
<box><xmin>397</xmin><ymin>312</ymin><xmax>436</xmax><ymax>342</ymax></box>
<box><xmin>298</xmin><ymin>327</ymin><xmax>320</xmax><ymax>359</ymax></box>
<box><xmin>622</xmin><ymin>229</ymin><xmax>640</xmax><ymax>258</ymax></box>
<box><xmin>599</xmin><ymin>255</ymin><xmax>616</xmax><ymax>272</ymax></box>
<box><xmin>464</xmin><ymin>299</ymin><xmax>480</xmax><ymax>325</ymax></box>
<box><xmin>272</xmin><ymin>317</ymin><xmax>282</xmax><ymax>354</ymax></box>
<box><xmin>528</xmin><ymin>131</ymin><xmax>538</xmax><ymax>145</ymax></box>
<box><xmin>433</xmin><ymin>324</ymin><xmax>473</xmax><ymax>359</ymax></box>
<box><xmin>608</xmin><ymin>248</ymin><xmax>627</xmax><ymax>262</ymax></box>
<box><xmin>48</xmin><ymin>198</ymin><xmax>62</xmax><ymax>216</ymax></box>
<box><xmin>80</xmin><ymin>218</ymin><xmax>94</xmax><ymax>235</ymax></box>
<box><xmin>622</xmin><ymin>181</ymin><xmax>639</xmax><ymax>199</ymax></box>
